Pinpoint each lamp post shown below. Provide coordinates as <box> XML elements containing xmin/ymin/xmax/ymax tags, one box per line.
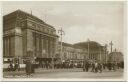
<box><xmin>58</xmin><ymin>28</ymin><xmax>65</xmax><ymax>62</ymax></box>
<box><xmin>87</xmin><ymin>39</ymin><xmax>90</xmax><ymax>60</ymax></box>
<box><xmin>99</xmin><ymin>46</ymin><xmax>101</xmax><ymax>61</ymax></box>
<box><xmin>83</xmin><ymin>39</ymin><xmax>90</xmax><ymax>71</ymax></box>
<box><xmin>109</xmin><ymin>41</ymin><xmax>113</xmax><ymax>53</ymax></box>
<box><xmin>105</xmin><ymin>44</ymin><xmax>108</xmax><ymax>63</ymax></box>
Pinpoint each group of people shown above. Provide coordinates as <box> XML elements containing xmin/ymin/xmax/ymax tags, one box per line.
<box><xmin>37</xmin><ymin>60</ymin><xmax>83</xmax><ymax>69</ymax></box>
<box><xmin>39</xmin><ymin>61</ymin><xmax>53</xmax><ymax>69</ymax></box>
<box><xmin>34</xmin><ymin>59</ymin><xmax>124</xmax><ymax>72</ymax></box>
<box><xmin>83</xmin><ymin>61</ymin><xmax>103</xmax><ymax>73</ymax></box>
<box><xmin>54</xmin><ymin>62</ymin><xmax>82</xmax><ymax>69</ymax></box>
<box><xmin>7</xmin><ymin>58</ymin><xmax>35</xmax><ymax>77</ymax></box>
<box><xmin>7</xmin><ymin>58</ymin><xmax>124</xmax><ymax>75</ymax></box>
<box><xmin>8</xmin><ymin>61</ymin><xmax>20</xmax><ymax>71</ymax></box>
<box><xmin>83</xmin><ymin>60</ymin><xmax>124</xmax><ymax>73</ymax></box>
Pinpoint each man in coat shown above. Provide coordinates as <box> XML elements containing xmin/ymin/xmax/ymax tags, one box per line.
<box><xmin>85</xmin><ymin>61</ymin><xmax>89</xmax><ymax>72</ymax></box>
<box><xmin>25</xmin><ymin>59</ymin><xmax>32</xmax><ymax>76</ymax></box>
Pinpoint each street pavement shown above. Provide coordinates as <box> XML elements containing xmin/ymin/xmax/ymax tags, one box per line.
<box><xmin>3</xmin><ymin>68</ymin><xmax>124</xmax><ymax>79</ymax></box>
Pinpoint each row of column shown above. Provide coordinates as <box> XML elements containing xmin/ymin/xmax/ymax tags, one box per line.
<box><xmin>3</xmin><ymin>36</ymin><xmax>14</xmax><ymax>57</ymax></box>
<box><xmin>3</xmin><ymin>37</ymin><xmax>10</xmax><ymax>57</ymax></box>
<box><xmin>88</xmin><ymin>53</ymin><xmax>101</xmax><ymax>60</ymax></box>
<box><xmin>33</xmin><ymin>33</ymin><xmax>56</xmax><ymax>58</ymax></box>
<box><xmin>63</xmin><ymin>52</ymin><xmax>84</xmax><ymax>60</ymax></box>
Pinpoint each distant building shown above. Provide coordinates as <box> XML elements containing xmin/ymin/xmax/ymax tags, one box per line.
<box><xmin>108</xmin><ymin>51</ymin><xmax>123</xmax><ymax>63</ymax></box>
<box><xmin>74</xmin><ymin>41</ymin><xmax>108</xmax><ymax>62</ymax></box>
<box><xmin>3</xmin><ymin>10</ymin><xmax>58</xmax><ymax>64</ymax></box>
<box><xmin>56</xmin><ymin>42</ymin><xmax>87</xmax><ymax>62</ymax></box>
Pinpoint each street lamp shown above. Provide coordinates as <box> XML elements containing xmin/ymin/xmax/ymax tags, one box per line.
<box><xmin>105</xmin><ymin>44</ymin><xmax>108</xmax><ymax>63</ymax></box>
<box><xmin>83</xmin><ymin>38</ymin><xmax>90</xmax><ymax>71</ymax></box>
<box><xmin>87</xmin><ymin>39</ymin><xmax>90</xmax><ymax>60</ymax></box>
<box><xmin>58</xmin><ymin>28</ymin><xmax>65</xmax><ymax>62</ymax></box>
<box><xmin>99</xmin><ymin>46</ymin><xmax>101</xmax><ymax>61</ymax></box>
<box><xmin>109</xmin><ymin>41</ymin><xmax>113</xmax><ymax>53</ymax></box>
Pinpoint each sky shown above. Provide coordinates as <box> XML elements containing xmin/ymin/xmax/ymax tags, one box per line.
<box><xmin>2</xmin><ymin>1</ymin><xmax>125</xmax><ymax>52</ymax></box>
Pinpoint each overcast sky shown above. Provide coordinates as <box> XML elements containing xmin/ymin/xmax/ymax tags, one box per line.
<box><xmin>2</xmin><ymin>1</ymin><xmax>125</xmax><ymax>52</ymax></box>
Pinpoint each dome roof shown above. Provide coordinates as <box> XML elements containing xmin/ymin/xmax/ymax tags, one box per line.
<box><xmin>73</xmin><ymin>41</ymin><xmax>102</xmax><ymax>51</ymax></box>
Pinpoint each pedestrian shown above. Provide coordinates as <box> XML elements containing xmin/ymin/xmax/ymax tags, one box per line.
<box><xmin>83</xmin><ymin>61</ymin><xmax>85</xmax><ymax>71</ymax></box>
<box><xmin>8</xmin><ymin>62</ymin><xmax>13</xmax><ymax>71</ymax></box>
<box><xmin>94</xmin><ymin>62</ymin><xmax>98</xmax><ymax>73</ymax></box>
<box><xmin>75</xmin><ymin>62</ymin><xmax>77</xmax><ymax>68</ymax></box>
<box><xmin>31</xmin><ymin>60</ymin><xmax>35</xmax><ymax>74</ymax></box>
<box><xmin>17</xmin><ymin>62</ymin><xmax>20</xmax><ymax>71</ymax></box>
<box><xmin>98</xmin><ymin>62</ymin><xmax>103</xmax><ymax>73</ymax></box>
<box><xmin>117</xmin><ymin>62</ymin><xmax>120</xmax><ymax>69</ymax></box>
<box><xmin>91</xmin><ymin>62</ymin><xmax>95</xmax><ymax>72</ymax></box>
<box><xmin>85</xmin><ymin>61</ymin><xmax>89</xmax><ymax>72</ymax></box>
<box><xmin>107</xmin><ymin>62</ymin><xmax>112</xmax><ymax>71</ymax></box>
<box><xmin>103</xmin><ymin>62</ymin><xmax>106</xmax><ymax>69</ymax></box>
<box><xmin>113</xmin><ymin>61</ymin><xmax>117</xmax><ymax>71</ymax></box>
<box><xmin>25</xmin><ymin>59</ymin><xmax>32</xmax><ymax>77</ymax></box>
<box><xmin>46</xmin><ymin>61</ymin><xmax>48</xmax><ymax>69</ymax></box>
<box><xmin>14</xmin><ymin>62</ymin><xmax>19</xmax><ymax>71</ymax></box>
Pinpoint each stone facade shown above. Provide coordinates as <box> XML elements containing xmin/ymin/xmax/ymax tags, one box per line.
<box><xmin>108</xmin><ymin>51</ymin><xmax>123</xmax><ymax>63</ymax></box>
<box><xmin>56</xmin><ymin>42</ymin><xmax>87</xmax><ymax>62</ymax></box>
<box><xmin>3</xmin><ymin>10</ymin><xmax>58</xmax><ymax>61</ymax></box>
<box><xmin>73</xmin><ymin>41</ymin><xmax>108</xmax><ymax>62</ymax></box>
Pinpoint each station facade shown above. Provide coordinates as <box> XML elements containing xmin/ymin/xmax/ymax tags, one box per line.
<box><xmin>73</xmin><ymin>41</ymin><xmax>108</xmax><ymax>63</ymax></box>
<box><xmin>3</xmin><ymin>10</ymin><xmax>58</xmax><ymax>64</ymax></box>
<box><xmin>56</xmin><ymin>42</ymin><xmax>87</xmax><ymax>63</ymax></box>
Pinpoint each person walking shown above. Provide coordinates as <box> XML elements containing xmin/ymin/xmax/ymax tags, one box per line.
<box><xmin>14</xmin><ymin>62</ymin><xmax>19</xmax><ymax>71</ymax></box>
<box><xmin>113</xmin><ymin>61</ymin><xmax>117</xmax><ymax>71</ymax></box>
<box><xmin>94</xmin><ymin>61</ymin><xmax>98</xmax><ymax>73</ymax></box>
<box><xmin>83</xmin><ymin>60</ymin><xmax>85</xmax><ymax>71</ymax></box>
<box><xmin>31</xmin><ymin>60</ymin><xmax>35</xmax><ymax>74</ymax></box>
<box><xmin>85</xmin><ymin>61</ymin><xmax>89</xmax><ymax>72</ymax></box>
<box><xmin>8</xmin><ymin>62</ymin><xmax>13</xmax><ymax>71</ymax></box>
<box><xmin>25</xmin><ymin>59</ymin><xmax>32</xmax><ymax>77</ymax></box>
<box><xmin>107</xmin><ymin>62</ymin><xmax>112</xmax><ymax>71</ymax></box>
<box><xmin>103</xmin><ymin>62</ymin><xmax>106</xmax><ymax>69</ymax></box>
<box><xmin>91</xmin><ymin>62</ymin><xmax>95</xmax><ymax>72</ymax></box>
<box><xmin>98</xmin><ymin>62</ymin><xmax>103</xmax><ymax>73</ymax></box>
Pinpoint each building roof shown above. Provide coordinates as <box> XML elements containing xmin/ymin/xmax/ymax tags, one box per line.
<box><xmin>109</xmin><ymin>52</ymin><xmax>123</xmax><ymax>56</ymax></box>
<box><xmin>4</xmin><ymin>9</ymin><xmax>55</xmax><ymax>29</ymax></box>
<box><xmin>73</xmin><ymin>41</ymin><xmax>104</xmax><ymax>51</ymax></box>
<box><xmin>58</xmin><ymin>42</ymin><xmax>86</xmax><ymax>50</ymax></box>
<box><xmin>58</xmin><ymin>42</ymin><xmax>73</xmax><ymax>47</ymax></box>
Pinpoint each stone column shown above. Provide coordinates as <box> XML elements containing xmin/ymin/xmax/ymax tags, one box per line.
<box><xmin>26</xmin><ymin>29</ymin><xmax>33</xmax><ymax>57</ymax></box>
<box><xmin>39</xmin><ymin>34</ymin><xmax>42</xmax><ymax>57</ymax></box>
<box><xmin>48</xmin><ymin>38</ymin><xmax>51</xmax><ymax>58</ymax></box>
<box><xmin>43</xmin><ymin>36</ymin><xmax>46</xmax><ymax>58</ymax></box>
<box><xmin>49</xmin><ymin>38</ymin><xmax>52</xmax><ymax>58</ymax></box>
<box><xmin>5</xmin><ymin>38</ymin><xmax>9</xmax><ymax>56</ymax></box>
<box><xmin>52</xmin><ymin>38</ymin><xmax>56</xmax><ymax>68</ymax></box>
<box><xmin>48</xmin><ymin>38</ymin><xmax>50</xmax><ymax>58</ymax></box>
<box><xmin>33</xmin><ymin>32</ymin><xmax>36</xmax><ymax>57</ymax></box>
<box><xmin>50</xmin><ymin>39</ymin><xmax>53</xmax><ymax>58</ymax></box>
<box><xmin>46</xmin><ymin>38</ymin><xmax>48</xmax><ymax>58</ymax></box>
<box><xmin>15</xmin><ymin>35</ymin><xmax>22</xmax><ymax>57</ymax></box>
<box><xmin>41</xmin><ymin>36</ymin><xmax>44</xmax><ymax>58</ymax></box>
